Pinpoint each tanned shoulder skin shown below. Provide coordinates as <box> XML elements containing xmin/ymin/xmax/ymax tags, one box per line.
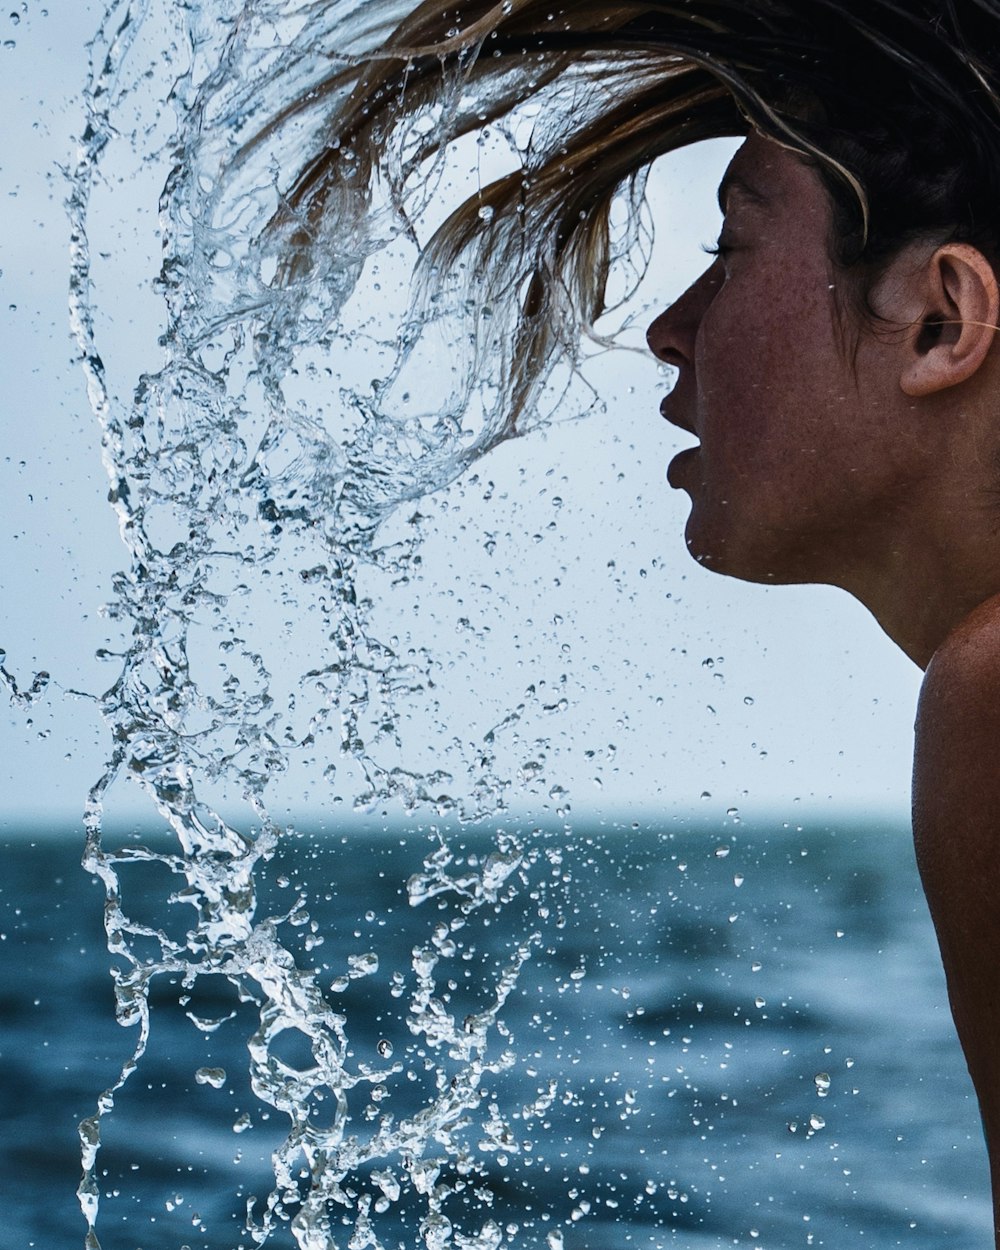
<box><xmin>914</xmin><ymin>592</ymin><xmax>1000</xmax><ymax>1238</ymax></box>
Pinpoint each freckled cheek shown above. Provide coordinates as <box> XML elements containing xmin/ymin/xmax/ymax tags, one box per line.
<box><xmin>696</xmin><ymin>315</ymin><xmax>784</xmax><ymax>460</ymax></box>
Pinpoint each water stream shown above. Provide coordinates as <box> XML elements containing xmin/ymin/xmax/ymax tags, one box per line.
<box><xmin>66</xmin><ymin>3</ymin><xmax>608</xmax><ymax>1246</ymax></box>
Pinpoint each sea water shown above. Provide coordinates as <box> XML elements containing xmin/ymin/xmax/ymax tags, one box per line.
<box><xmin>3</xmin><ymin>0</ymin><xmax>989</xmax><ymax>1247</ymax></box>
<box><xmin>2</xmin><ymin>817</ymin><xmax>992</xmax><ymax>1247</ymax></box>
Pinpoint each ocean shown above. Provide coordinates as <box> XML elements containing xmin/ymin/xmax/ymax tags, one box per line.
<box><xmin>1</xmin><ymin>814</ymin><xmax>991</xmax><ymax>1249</ymax></box>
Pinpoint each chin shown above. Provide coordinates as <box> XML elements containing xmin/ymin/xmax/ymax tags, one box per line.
<box><xmin>682</xmin><ymin>512</ymin><xmax>801</xmax><ymax>586</ymax></box>
<box><xmin>682</xmin><ymin>513</ymin><xmax>736</xmax><ymax>575</ymax></box>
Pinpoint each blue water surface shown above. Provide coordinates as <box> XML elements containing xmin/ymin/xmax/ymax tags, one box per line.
<box><xmin>0</xmin><ymin>814</ymin><xmax>990</xmax><ymax>1249</ymax></box>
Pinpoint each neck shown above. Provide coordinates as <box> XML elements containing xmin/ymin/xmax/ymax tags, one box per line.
<box><xmin>839</xmin><ymin>499</ymin><xmax>1000</xmax><ymax>669</ymax></box>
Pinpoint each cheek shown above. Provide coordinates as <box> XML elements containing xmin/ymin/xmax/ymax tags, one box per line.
<box><xmin>697</xmin><ymin>303</ymin><xmax>791</xmax><ymax>458</ymax></box>
<box><xmin>699</xmin><ymin>285</ymin><xmax>844</xmax><ymax>451</ymax></box>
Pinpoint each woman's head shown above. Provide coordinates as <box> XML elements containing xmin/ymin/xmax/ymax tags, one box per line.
<box><xmin>647</xmin><ymin>132</ymin><xmax>1000</xmax><ymax>602</ymax></box>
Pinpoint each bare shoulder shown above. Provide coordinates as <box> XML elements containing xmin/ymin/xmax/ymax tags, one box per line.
<box><xmin>919</xmin><ymin>594</ymin><xmax>1000</xmax><ymax>721</ymax></box>
<box><xmin>914</xmin><ymin>599</ymin><xmax>1000</xmax><ymax>1181</ymax></box>
<box><xmin>915</xmin><ymin>593</ymin><xmax>1000</xmax><ymax>816</ymax></box>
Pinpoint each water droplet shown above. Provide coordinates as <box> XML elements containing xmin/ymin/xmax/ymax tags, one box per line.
<box><xmin>814</xmin><ymin>1072</ymin><xmax>832</xmax><ymax>1096</ymax></box>
<box><xmin>348</xmin><ymin>951</ymin><xmax>379</xmax><ymax>977</ymax></box>
<box><xmin>194</xmin><ymin>1067</ymin><xmax>226</xmax><ymax>1089</ymax></box>
<box><xmin>377</xmin><ymin>1039</ymin><xmax>393</xmax><ymax>1058</ymax></box>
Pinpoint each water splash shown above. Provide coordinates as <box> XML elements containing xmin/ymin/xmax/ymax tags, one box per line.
<box><xmin>67</xmin><ymin>2</ymin><xmax>588</xmax><ymax>1246</ymax></box>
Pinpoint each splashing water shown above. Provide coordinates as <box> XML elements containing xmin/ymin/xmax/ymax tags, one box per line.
<box><xmin>65</xmin><ymin>2</ymin><xmax>627</xmax><ymax>1247</ymax></box>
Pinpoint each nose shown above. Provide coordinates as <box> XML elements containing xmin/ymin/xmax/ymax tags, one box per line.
<box><xmin>646</xmin><ymin>261</ymin><xmax>720</xmax><ymax>366</ymax></box>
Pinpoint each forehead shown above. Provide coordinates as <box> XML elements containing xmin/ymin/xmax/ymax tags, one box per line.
<box><xmin>718</xmin><ymin>134</ymin><xmax>828</xmax><ymax>217</ymax></box>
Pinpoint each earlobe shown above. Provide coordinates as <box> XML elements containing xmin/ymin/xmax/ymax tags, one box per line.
<box><xmin>900</xmin><ymin>243</ymin><xmax>1000</xmax><ymax>398</ymax></box>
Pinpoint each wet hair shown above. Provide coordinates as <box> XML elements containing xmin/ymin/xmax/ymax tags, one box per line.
<box><xmin>256</xmin><ymin>1</ymin><xmax>1000</xmax><ymax>423</ymax></box>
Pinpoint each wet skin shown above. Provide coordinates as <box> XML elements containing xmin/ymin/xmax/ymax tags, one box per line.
<box><xmin>648</xmin><ymin>132</ymin><xmax>1000</xmax><ymax>1243</ymax></box>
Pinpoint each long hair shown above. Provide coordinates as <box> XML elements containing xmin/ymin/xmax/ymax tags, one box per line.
<box><xmin>247</xmin><ymin>1</ymin><xmax>1000</xmax><ymax>430</ymax></box>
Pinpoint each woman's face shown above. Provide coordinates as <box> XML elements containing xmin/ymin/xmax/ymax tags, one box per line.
<box><xmin>647</xmin><ymin>133</ymin><xmax>927</xmax><ymax>588</ymax></box>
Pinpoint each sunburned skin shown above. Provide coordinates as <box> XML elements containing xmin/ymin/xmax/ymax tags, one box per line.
<box><xmin>649</xmin><ymin>132</ymin><xmax>1000</xmax><ymax>1243</ymax></box>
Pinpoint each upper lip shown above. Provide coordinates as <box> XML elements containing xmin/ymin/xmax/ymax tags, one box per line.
<box><xmin>659</xmin><ymin>392</ymin><xmax>696</xmax><ymax>436</ymax></box>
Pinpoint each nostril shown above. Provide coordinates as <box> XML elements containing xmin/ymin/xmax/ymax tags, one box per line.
<box><xmin>648</xmin><ymin>337</ymin><xmax>686</xmax><ymax>369</ymax></box>
<box><xmin>646</xmin><ymin>309</ymin><xmax>687</xmax><ymax>366</ymax></box>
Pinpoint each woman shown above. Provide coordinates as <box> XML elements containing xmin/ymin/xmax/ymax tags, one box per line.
<box><xmin>263</xmin><ymin>0</ymin><xmax>1000</xmax><ymax>1237</ymax></box>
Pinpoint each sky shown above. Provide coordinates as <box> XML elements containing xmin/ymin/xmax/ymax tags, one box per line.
<box><xmin>0</xmin><ymin>2</ymin><xmax>923</xmax><ymax>834</ymax></box>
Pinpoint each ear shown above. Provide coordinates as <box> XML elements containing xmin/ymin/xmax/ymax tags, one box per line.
<box><xmin>899</xmin><ymin>243</ymin><xmax>1000</xmax><ymax>398</ymax></box>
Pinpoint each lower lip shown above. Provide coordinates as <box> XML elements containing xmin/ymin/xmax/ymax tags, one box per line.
<box><xmin>667</xmin><ymin>446</ymin><xmax>700</xmax><ymax>486</ymax></box>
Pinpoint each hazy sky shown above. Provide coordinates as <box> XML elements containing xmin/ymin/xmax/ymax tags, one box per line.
<box><xmin>1</xmin><ymin>3</ymin><xmax>922</xmax><ymax>834</ymax></box>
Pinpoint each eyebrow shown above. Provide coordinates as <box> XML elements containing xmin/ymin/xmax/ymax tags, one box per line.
<box><xmin>716</xmin><ymin>168</ymin><xmax>772</xmax><ymax>214</ymax></box>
